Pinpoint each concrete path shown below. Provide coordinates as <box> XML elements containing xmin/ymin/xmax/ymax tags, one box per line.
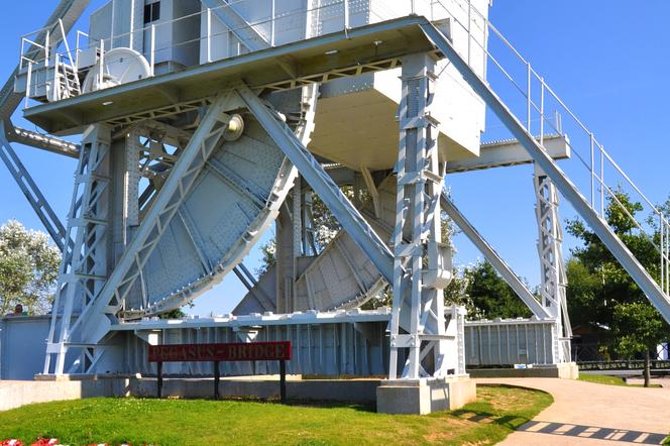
<box><xmin>476</xmin><ymin>378</ymin><xmax>670</xmax><ymax>445</ymax></box>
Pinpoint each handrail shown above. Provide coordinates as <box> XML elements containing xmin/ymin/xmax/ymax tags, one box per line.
<box><xmin>428</xmin><ymin>0</ymin><xmax>670</xmax><ymax>293</ymax></box>
<box><xmin>15</xmin><ymin>0</ymin><xmax>670</xmax><ymax>293</ymax></box>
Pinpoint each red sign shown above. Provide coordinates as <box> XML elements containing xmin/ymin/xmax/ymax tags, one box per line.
<box><xmin>148</xmin><ymin>341</ymin><xmax>291</xmax><ymax>362</ymax></box>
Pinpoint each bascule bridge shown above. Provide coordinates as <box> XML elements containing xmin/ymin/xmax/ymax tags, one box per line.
<box><xmin>1</xmin><ymin>0</ymin><xmax>669</xmax><ymax>413</ymax></box>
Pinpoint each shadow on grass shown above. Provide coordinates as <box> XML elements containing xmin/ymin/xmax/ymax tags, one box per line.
<box><xmin>282</xmin><ymin>399</ymin><xmax>376</xmax><ymax>413</ymax></box>
<box><xmin>451</xmin><ymin>408</ymin><xmax>533</xmax><ymax>431</ymax></box>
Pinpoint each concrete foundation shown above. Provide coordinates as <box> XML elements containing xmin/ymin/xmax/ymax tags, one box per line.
<box><xmin>3</xmin><ymin>374</ymin><xmax>485</xmax><ymax>414</ymax></box>
<box><xmin>468</xmin><ymin>362</ymin><xmax>579</xmax><ymax>379</ymax></box>
<box><xmin>130</xmin><ymin>376</ymin><xmax>381</xmax><ymax>403</ymax></box>
<box><xmin>2</xmin><ymin>375</ymin><xmax>383</xmax><ymax>412</ymax></box>
<box><xmin>0</xmin><ymin>377</ymin><xmax>130</xmax><ymax>411</ymax></box>
<box><xmin>376</xmin><ymin>375</ymin><xmax>476</xmax><ymax>415</ymax></box>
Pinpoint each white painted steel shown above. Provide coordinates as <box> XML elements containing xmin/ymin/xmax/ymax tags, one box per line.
<box><xmin>465</xmin><ymin>319</ymin><xmax>556</xmax><ymax>366</ymax></box>
<box><xmin>534</xmin><ymin>166</ymin><xmax>572</xmax><ymax>362</ymax></box>
<box><xmin>235</xmin><ymin>83</ymin><xmax>394</xmax><ymax>282</ymax></box>
<box><xmin>442</xmin><ymin>194</ymin><xmax>550</xmax><ymax>320</ymax></box>
<box><xmin>426</xmin><ymin>0</ymin><xmax>670</xmax><ymax>298</ymax></box>
<box><xmin>419</xmin><ymin>22</ymin><xmax>670</xmax><ymax>323</ymax></box>
<box><xmin>81</xmin><ymin>47</ymin><xmax>151</xmax><ymax>93</ymax></box>
<box><xmin>0</xmin><ymin>125</ymin><xmax>68</xmax><ymax>253</ymax></box>
<box><xmin>388</xmin><ymin>53</ymin><xmax>457</xmax><ymax>380</ymax></box>
<box><xmin>44</xmin><ymin>124</ymin><xmax>112</xmax><ymax>375</ymax></box>
<box><xmin>121</xmin><ymin>313</ymin><xmax>390</xmax><ymax>377</ymax></box>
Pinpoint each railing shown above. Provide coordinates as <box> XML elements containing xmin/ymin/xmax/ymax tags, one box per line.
<box><xmin>16</xmin><ymin>1</ymin><xmax>670</xmax><ymax>295</ymax></box>
<box><xmin>22</xmin><ymin>0</ymin><xmax>417</xmax><ymax>99</ymax></box>
<box><xmin>427</xmin><ymin>0</ymin><xmax>670</xmax><ymax>296</ymax></box>
<box><xmin>578</xmin><ymin>360</ymin><xmax>670</xmax><ymax>371</ymax></box>
<box><xmin>19</xmin><ymin>19</ymin><xmax>79</xmax><ymax>104</ymax></box>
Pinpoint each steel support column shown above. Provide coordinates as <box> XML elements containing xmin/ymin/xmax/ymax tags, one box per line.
<box><xmin>44</xmin><ymin>124</ymin><xmax>112</xmax><ymax>374</ymax></box>
<box><xmin>534</xmin><ymin>165</ymin><xmax>572</xmax><ymax>362</ymax></box>
<box><xmin>388</xmin><ymin>53</ymin><xmax>453</xmax><ymax>380</ymax></box>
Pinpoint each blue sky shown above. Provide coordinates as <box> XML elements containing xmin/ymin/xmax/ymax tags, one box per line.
<box><xmin>0</xmin><ymin>1</ymin><xmax>668</xmax><ymax>315</ymax></box>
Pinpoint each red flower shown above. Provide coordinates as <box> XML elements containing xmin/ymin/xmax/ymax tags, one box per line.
<box><xmin>30</xmin><ymin>439</ymin><xmax>58</xmax><ymax>446</ymax></box>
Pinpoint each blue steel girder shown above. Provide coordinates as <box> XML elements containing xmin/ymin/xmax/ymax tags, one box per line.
<box><xmin>235</xmin><ymin>83</ymin><xmax>395</xmax><ymax>283</ymax></box>
<box><xmin>419</xmin><ymin>23</ymin><xmax>670</xmax><ymax>324</ymax></box>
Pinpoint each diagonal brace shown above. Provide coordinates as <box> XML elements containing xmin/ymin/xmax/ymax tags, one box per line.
<box><xmin>0</xmin><ymin>122</ymin><xmax>67</xmax><ymax>251</ymax></box>
<box><xmin>420</xmin><ymin>22</ymin><xmax>670</xmax><ymax>323</ymax></box>
<box><xmin>441</xmin><ymin>193</ymin><xmax>551</xmax><ymax>319</ymax></box>
<box><xmin>69</xmin><ymin>93</ymin><xmax>238</xmax><ymax>343</ymax></box>
<box><xmin>235</xmin><ymin>83</ymin><xmax>394</xmax><ymax>282</ymax></box>
<box><xmin>200</xmin><ymin>0</ymin><xmax>270</xmax><ymax>52</ymax></box>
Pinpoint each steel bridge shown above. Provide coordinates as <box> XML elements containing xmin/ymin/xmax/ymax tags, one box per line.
<box><xmin>2</xmin><ymin>0</ymin><xmax>669</xmax><ymax>413</ymax></box>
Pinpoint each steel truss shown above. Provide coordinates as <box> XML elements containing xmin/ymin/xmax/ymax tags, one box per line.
<box><xmin>0</xmin><ymin>124</ymin><xmax>67</xmax><ymax>252</ymax></box>
<box><xmin>534</xmin><ymin>166</ymin><xmax>572</xmax><ymax>362</ymax></box>
<box><xmin>0</xmin><ymin>0</ymin><xmax>89</xmax><ymax>254</ymax></box>
<box><xmin>388</xmin><ymin>53</ymin><xmax>455</xmax><ymax>380</ymax></box>
<box><xmin>235</xmin><ymin>84</ymin><xmax>394</xmax><ymax>283</ymax></box>
<box><xmin>419</xmin><ymin>22</ymin><xmax>670</xmax><ymax>323</ymax></box>
<box><xmin>45</xmin><ymin>125</ymin><xmax>112</xmax><ymax>374</ymax></box>
<box><xmin>44</xmin><ymin>94</ymin><xmax>239</xmax><ymax>373</ymax></box>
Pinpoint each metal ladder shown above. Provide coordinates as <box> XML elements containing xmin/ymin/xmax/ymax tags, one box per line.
<box><xmin>1</xmin><ymin>0</ymin><xmax>88</xmax><ymax>118</ymax></box>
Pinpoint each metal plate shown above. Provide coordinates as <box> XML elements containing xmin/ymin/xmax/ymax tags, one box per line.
<box><xmin>125</xmin><ymin>116</ymin><xmax>296</xmax><ymax>316</ymax></box>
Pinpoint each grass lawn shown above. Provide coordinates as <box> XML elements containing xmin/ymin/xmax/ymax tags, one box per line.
<box><xmin>578</xmin><ymin>373</ymin><xmax>662</xmax><ymax>387</ymax></box>
<box><xmin>0</xmin><ymin>385</ymin><xmax>551</xmax><ymax>445</ymax></box>
<box><xmin>578</xmin><ymin>373</ymin><xmax>629</xmax><ymax>386</ymax></box>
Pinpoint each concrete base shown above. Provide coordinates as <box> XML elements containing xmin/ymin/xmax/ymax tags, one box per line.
<box><xmin>3</xmin><ymin>375</ymin><xmax>382</xmax><ymax>412</ymax></box>
<box><xmin>130</xmin><ymin>377</ymin><xmax>381</xmax><ymax>403</ymax></box>
<box><xmin>4</xmin><ymin>375</ymin><xmax>479</xmax><ymax>414</ymax></box>
<box><xmin>376</xmin><ymin>375</ymin><xmax>476</xmax><ymax>415</ymax></box>
<box><xmin>468</xmin><ymin>362</ymin><xmax>579</xmax><ymax>379</ymax></box>
<box><xmin>1</xmin><ymin>377</ymin><xmax>130</xmax><ymax>411</ymax></box>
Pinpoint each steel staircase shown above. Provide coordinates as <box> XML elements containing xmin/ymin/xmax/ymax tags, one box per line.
<box><xmin>420</xmin><ymin>1</ymin><xmax>670</xmax><ymax>323</ymax></box>
<box><xmin>54</xmin><ymin>59</ymin><xmax>82</xmax><ymax>100</ymax></box>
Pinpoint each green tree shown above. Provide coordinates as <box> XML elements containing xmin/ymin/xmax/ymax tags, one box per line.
<box><xmin>566</xmin><ymin>191</ymin><xmax>669</xmax><ymax>373</ymax></box>
<box><xmin>613</xmin><ymin>302</ymin><xmax>666</xmax><ymax>387</ymax></box>
<box><xmin>457</xmin><ymin>261</ymin><xmax>532</xmax><ymax>319</ymax></box>
<box><xmin>0</xmin><ymin>220</ymin><xmax>60</xmax><ymax>315</ymax></box>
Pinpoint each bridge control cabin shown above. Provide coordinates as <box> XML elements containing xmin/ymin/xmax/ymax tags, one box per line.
<box><xmin>17</xmin><ymin>0</ymin><xmax>491</xmax><ymax>169</ymax></box>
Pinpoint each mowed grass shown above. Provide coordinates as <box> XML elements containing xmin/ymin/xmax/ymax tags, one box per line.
<box><xmin>0</xmin><ymin>385</ymin><xmax>551</xmax><ymax>445</ymax></box>
<box><xmin>578</xmin><ymin>373</ymin><xmax>662</xmax><ymax>387</ymax></box>
<box><xmin>578</xmin><ymin>373</ymin><xmax>629</xmax><ymax>386</ymax></box>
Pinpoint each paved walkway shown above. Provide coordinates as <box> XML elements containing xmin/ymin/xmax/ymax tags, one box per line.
<box><xmin>475</xmin><ymin>378</ymin><xmax>670</xmax><ymax>445</ymax></box>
